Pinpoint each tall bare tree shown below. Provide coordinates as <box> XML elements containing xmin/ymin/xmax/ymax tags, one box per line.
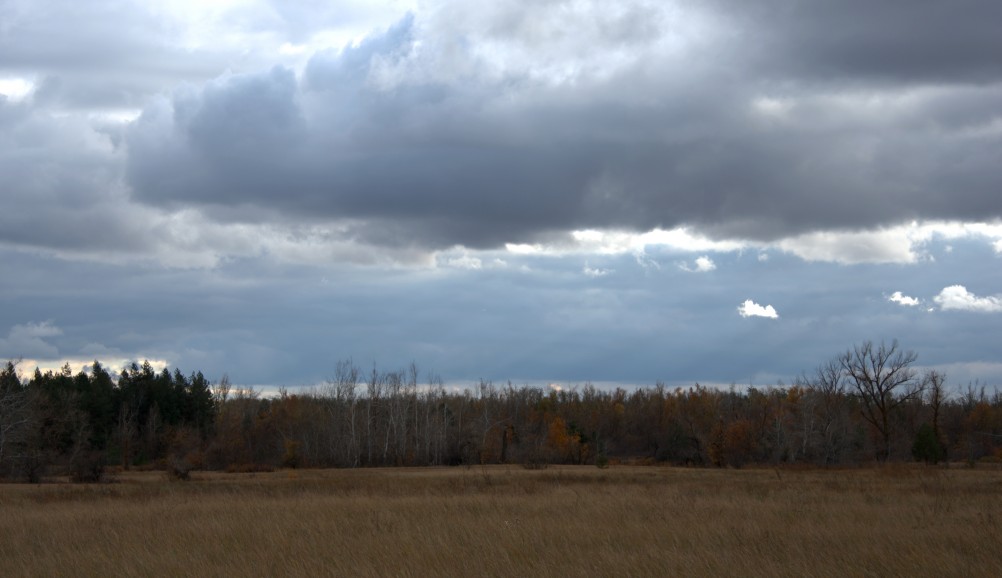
<box><xmin>924</xmin><ymin>370</ymin><xmax>947</xmax><ymax>441</ymax></box>
<box><xmin>801</xmin><ymin>358</ymin><xmax>854</xmax><ymax>465</ymax></box>
<box><xmin>839</xmin><ymin>340</ymin><xmax>923</xmax><ymax>461</ymax></box>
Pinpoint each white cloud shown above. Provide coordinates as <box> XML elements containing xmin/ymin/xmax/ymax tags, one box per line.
<box><xmin>569</xmin><ymin>228</ymin><xmax>746</xmax><ymax>256</ymax></box>
<box><xmin>436</xmin><ymin>250</ymin><xmax>512</xmax><ymax>271</ymax></box>
<box><xmin>888</xmin><ymin>291</ymin><xmax>920</xmax><ymax>306</ymax></box>
<box><xmin>501</xmin><ymin>221</ymin><xmax>1002</xmax><ymax>271</ymax></box>
<box><xmin>933</xmin><ymin>285</ymin><xmax>1002</xmax><ymax>313</ymax></box>
<box><xmin>775</xmin><ymin>227</ymin><xmax>920</xmax><ymax>264</ymax></box>
<box><xmin>445</xmin><ymin>254</ymin><xmax>483</xmax><ymax>270</ymax></box>
<box><xmin>773</xmin><ymin>221</ymin><xmax>1002</xmax><ymax>265</ymax></box>
<box><xmin>583</xmin><ymin>264</ymin><xmax>612</xmax><ymax>277</ymax></box>
<box><xmin>737</xmin><ymin>300</ymin><xmax>779</xmax><ymax>319</ymax></box>
<box><xmin>510</xmin><ymin>228</ymin><xmax>746</xmax><ymax>259</ymax></box>
<box><xmin>0</xmin><ymin>77</ymin><xmax>34</xmax><ymax>101</ymax></box>
<box><xmin>505</xmin><ymin>243</ymin><xmax>544</xmax><ymax>255</ymax></box>
<box><xmin>679</xmin><ymin>255</ymin><xmax>716</xmax><ymax>272</ymax></box>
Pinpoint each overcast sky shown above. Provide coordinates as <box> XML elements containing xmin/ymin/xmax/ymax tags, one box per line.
<box><xmin>2</xmin><ymin>0</ymin><xmax>1001</xmax><ymax>392</ymax></box>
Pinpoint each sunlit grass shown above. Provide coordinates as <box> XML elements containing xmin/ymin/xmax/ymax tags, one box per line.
<box><xmin>1</xmin><ymin>465</ymin><xmax>1000</xmax><ymax>577</ymax></box>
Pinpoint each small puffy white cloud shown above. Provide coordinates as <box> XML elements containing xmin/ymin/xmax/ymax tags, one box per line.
<box><xmin>695</xmin><ymin>256</ymin><xmax>716</xmax><ymax>271</ymax></box>
<box><xmin>888</xmin><ymin>291</ymin><xmax>920</xmax><ymax>306</ymax></box>
<box><xmin>737</xmin><ymin>300</ymin><xmax>779</xmax><ymax>319</ymax></box>
<box><xmin>680</xmin><ymin>256</ymin><xmax>716</xmax><ymax>273</ymax></box>
<box><xmin>757</xmin><ymin>252</ymin><xmax>769</xmax><ymax>262</ymax></box>
<box><xmin>933</xmin><ymin>285</ymin><xmax>1002</xmax><ymax>313</ymax></box>
<box><xmin>994</xmin><ymin>239</ymin><xmax>1002</xmax><ymax>254</ymax></box>
<box><xmin>583</xmin><ymin>264</ymin><xmax>612</xmax><ymax>277</ymax></box>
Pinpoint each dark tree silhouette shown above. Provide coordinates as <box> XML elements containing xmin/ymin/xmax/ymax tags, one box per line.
<box><xmin>839</xmin><ymin>340</ymin><xmax>924</xmax><ymax>461</ymax></box>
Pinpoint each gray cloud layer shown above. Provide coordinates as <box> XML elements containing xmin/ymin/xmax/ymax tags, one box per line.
<box><xmin>3</xmin><ymin>0</ymin><xmax>1002</xmax><ymax>388</ymax></box>
<box><xmin>119</xmin><ymin>2</ymin><xmax>1002</xmax><ymax>252</ymax></box>
<box><xmin>719</xmin><ymin>0</ymin><xmax>1002</xmax><ymax>84</ymax></box>
<box><xmin>0</xmin><ymin>0</ymin><xmax>232</xmax><ymax>111</ymax></box>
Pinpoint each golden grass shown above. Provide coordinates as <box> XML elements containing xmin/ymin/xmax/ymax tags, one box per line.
<box><xmin>1</xmin><ymin>465</ymin><xmax>1001</xmax><ymax>577</ymax></box>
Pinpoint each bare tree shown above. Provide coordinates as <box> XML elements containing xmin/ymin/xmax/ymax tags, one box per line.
<box><xmin>803</xmin><ymin>358</ymin><xmax>854</xmax><ymax>465</ymax></box>
<box><xmin>213</xmin><ymin>374</ymin><xmax>232</xmax><ymax>405</ymax></box>
<box><xmin>839</xmin><ymin>340</ymin><xmax>923</xmax><ymax>461</ymax></box>
<box><xmin>924</xmin><ymin>370</ymin><xmax>947</xmax><ymax>441</ymax></box>
<box><xmin>365</xmin><ymin>364</ymin><xmax>383</xmax><ymax>466</ymax></box>
<box><xmin>320</xmin><ymin>359</ymin><xmax>360</xmax><ymax>466</ymax></box>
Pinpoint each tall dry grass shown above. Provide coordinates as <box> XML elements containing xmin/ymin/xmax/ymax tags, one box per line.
<box><xmin>1</xmin><ymin>465</ymin><xmax>1000</xmax><ymax>577</ymax></box>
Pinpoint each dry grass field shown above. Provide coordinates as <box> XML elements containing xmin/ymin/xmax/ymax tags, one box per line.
<box><xmin>1</xmin><ymin>464</ymin><xmax>1001</xmax><ymax>577</ymax></box>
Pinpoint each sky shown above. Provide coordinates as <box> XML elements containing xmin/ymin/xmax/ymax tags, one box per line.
<box><xmin>1</xmin><ymin>0</ymin><xmax>1001</xmax><ymax>393</ymax></box>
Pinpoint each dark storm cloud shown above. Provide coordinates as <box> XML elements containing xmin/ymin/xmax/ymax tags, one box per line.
<box><xmin>714</xmin><ymin>0</ymin><xmax>1002</xmax><ymax>85</ymax></box>
<box><xmin>127</xmin><ymin>66</ymin><xmax>309</xmax><ymax>210</ymax></box>
<box><xmin>122</xmin><ymin>5</ymin><xmax>1002</xmax><ymax>250</ymax></box>
<box><xmin>7</xmin><ymin>0</ymin><xmax>1002</xmax><ymax>391</ymax></box>
<box><xmin>0</xmin><ymin>96</ymin><xmax>142</xmax><ymax>254</ymax></box>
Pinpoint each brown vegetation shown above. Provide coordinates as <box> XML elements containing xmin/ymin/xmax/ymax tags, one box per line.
<box><xmin>5</xmin><ymin>342</ymin><xmax>1002</xmax><ymax>481</ymax></box>
<box><xmin>1</xmin><ymin>465</ymin><xmax>1000</xmax><ymax>577</ymax></box>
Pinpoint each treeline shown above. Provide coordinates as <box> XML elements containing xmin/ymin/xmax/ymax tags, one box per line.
<box><xmin>2</xmin><ymin>341</ymin><xmax>1002</xmax><ymax>481</ymax></box>
<box><xmin>0</xmin><ymin>361</ymin><xmax>213</xmax><ymax>482</ymax></box>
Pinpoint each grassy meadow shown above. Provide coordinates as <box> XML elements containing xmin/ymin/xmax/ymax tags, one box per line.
<box><xmin>1</xmin><ymin>465</ymin><xmax>1001</xmax><ymax>577</ymax></box>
